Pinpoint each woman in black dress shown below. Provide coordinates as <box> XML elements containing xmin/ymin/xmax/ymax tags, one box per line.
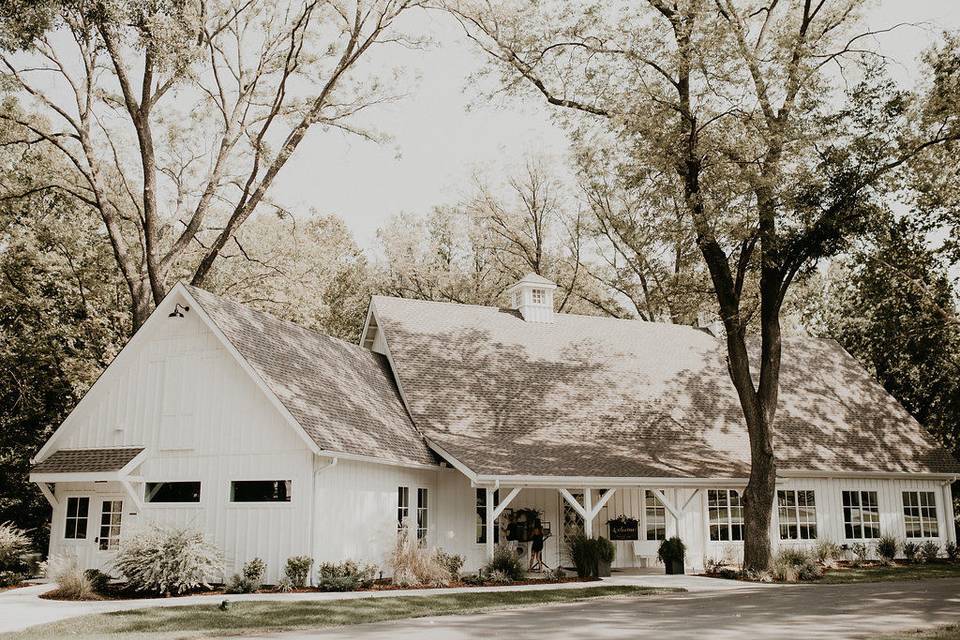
<box><xmin>529</xmin><ymin>519</ymin><xmax>545</xmax><ymax>570</ymax></box>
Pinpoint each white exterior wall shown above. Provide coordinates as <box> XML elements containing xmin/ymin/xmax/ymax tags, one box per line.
<box><xmin>45</xmin><ymin>304</ymin><xmax>315</xmax><ymax>584</ymax></box>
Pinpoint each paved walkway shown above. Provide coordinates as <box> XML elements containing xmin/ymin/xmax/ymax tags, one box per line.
<box><xmin>227</xmin><ymin>578</ymin><xmax>960</xmax><ymax>640</ymax></box>
<box><xmin>0</xmin><ymin>574</ymin><xmax>765</xmax><ymax>634</ymax></box>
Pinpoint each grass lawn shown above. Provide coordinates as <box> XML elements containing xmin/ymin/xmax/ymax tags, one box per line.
<box><xmin>2</xmin><ymin>585</ymin><xmax>678</xmax><ymax>640</ymax></box>
<box><xmin>880</xmin><ymin>624</ymin><xmax>960</xmax><ymax>639</ymax></box>
<box><xmin>817</xmin><ymin>562</ymin><xmax>960</xmax><ymax>584</ymax></box>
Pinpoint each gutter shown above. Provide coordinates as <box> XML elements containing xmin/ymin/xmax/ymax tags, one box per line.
<box><xmin>309</xmin><ymin>455</ymin><xmax>338</xmax><ymax>586</ymax></box>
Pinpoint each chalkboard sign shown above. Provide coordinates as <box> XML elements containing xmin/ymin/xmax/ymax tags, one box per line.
<box><xmin>607</xmin><ymin>518</ymin><xmax>639</xmax><ymax>541</ymax></box>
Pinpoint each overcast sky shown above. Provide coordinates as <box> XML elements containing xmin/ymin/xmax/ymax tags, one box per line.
<box><xmin>271</xmin><ymin>1</ymin><xmax>960</xmax><ymax>250</ymax></box>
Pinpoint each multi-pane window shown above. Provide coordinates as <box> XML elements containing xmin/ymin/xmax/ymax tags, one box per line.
<box><xmin>475</xmin><ymin>488</ymin><xmax>500</xmax><ymax>544</ymax></box>
<box><xmin>416</xmin><ymin>488</ymin><xmax>428</xmax><ymax>541</ymax></box>
<box><xmin>531</xmin><ymin>288</ymin><xmax>544</xmax><ymax>304</ymax></box>
<box><xmin>146</xmin><ymin>482</ymin><xmax>201</xmax><ymax>503</ymax></box>
<box><xmin>645</xmin><ymin>491</ymin><xmax>666</xmax><ymax>541</ymax></box>
<box><xmin>842</xmin><ymin>490</ymin><xmax>880</xmax><ymax>539</ymax></box>
<box><xmin>708</xmin><ymin>489</ymin><xmax>743</xmax><ymax>541</ymax></box>
<box><xmin>903</xmin><ymin>491</ymin><xmax>939</xmax><ymax>538</ymax></box>
<box><xmin>397</xmin><ymin>486</ymin><xmax>409</xmax><ymax>529</ymax></box>
<box><xmin>98</xmin><ymin>500</ymin><xmax>123</xmax><ymax>551</ymax></box>
<box><xmin>230</xmin><ymin>480</ymin><xmax>291</xmax><ymax>502</ymax></box>
<box><xmin>64</xmin><ymin>496</ymin><xmax>89</xmax><ymax>539</ymax></box>
<box><xmin>777</xmin><ymin>490</ymin><xmax>818</xmax><ymax>540</ymax></box>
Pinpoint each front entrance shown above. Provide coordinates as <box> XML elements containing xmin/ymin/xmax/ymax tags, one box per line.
<box><xmin>93</xmin><ymin>496</ymin><xmax>124</xmax><ymax>571</ymax></box>
<box><xmin>559</xmin><ymin>491</ymin><xmax>584</xmax><ymax>567</ymax></box>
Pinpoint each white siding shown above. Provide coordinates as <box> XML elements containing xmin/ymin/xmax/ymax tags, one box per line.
<box><xmin>47</xmin><ymin>305</ymin><xmax>314</xmax><ymax>584</ymax></box>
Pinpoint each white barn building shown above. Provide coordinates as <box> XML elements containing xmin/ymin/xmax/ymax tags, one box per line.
<box><xmin>30</xmin><ymin>277</ymin><xmax>959</xmax><ymax>583</ymax></box>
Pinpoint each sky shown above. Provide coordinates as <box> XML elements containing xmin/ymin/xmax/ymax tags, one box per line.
<box><xmin>271</xmin><ymin>1</ymin><xmax>960</xmax><ymax>250</ymax></box>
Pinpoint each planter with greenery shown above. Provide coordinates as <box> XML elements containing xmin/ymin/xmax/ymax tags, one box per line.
<box><xmin>569</xmin><ymin>534</ymin><xmax>616</xmax><ymax>578</ymax></box>
<box><xmin>657</xmin><ymin>537</ymin><xmax>686</xmax><ymax>575</ymax></box>
<box><xmin>596</xmin><ymin>537</ymin><xmax>616</xmax><ymax>577</ymax></box>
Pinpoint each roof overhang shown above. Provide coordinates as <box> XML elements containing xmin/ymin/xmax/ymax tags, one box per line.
<box><xmin>29</xmin><ymin>448</ymin><xmax>148</xmax><ymax>484</ymax></box>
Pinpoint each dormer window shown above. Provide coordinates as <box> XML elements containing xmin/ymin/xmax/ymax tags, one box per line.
<box><xmin>531</xmin><ymin>289</ymin><xmax>544</xmax><ymax>305</ymax></box>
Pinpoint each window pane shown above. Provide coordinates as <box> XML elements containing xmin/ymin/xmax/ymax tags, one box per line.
<box><xmin>231</xmin><ymin>480</ymin><xmax>291</xmax><ymax>502</ymax></box>
<box><xmin>146</xmin><ymin>482</ymin><xmax>201</xmax><ymax>503</ymax></box>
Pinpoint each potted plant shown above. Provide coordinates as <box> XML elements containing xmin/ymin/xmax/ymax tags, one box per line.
<box><xmin>509</xmin><ymin>508</ymin><xmax>541</xmax><ymax>543</ymax></box>
<box><xmin>596</xmin><ymin>537</ymin><xmax>616</xmax><ymax>577</ymax></box>
<box><xmin>657</xmin><ymin>536</ymin><xmax>686</xmax><ymax>575</ymax></box>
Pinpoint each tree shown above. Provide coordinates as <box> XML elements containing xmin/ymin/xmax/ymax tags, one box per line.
<box><xmin>448</xmin><ymin>0</ymin><xmax>960</xmax><ymax>569</ymax></box>
<box><xmin>1</xmin><ymin>0</ymin><xmax>424</xmax><ymax>328</ymax></box>
<box><xmin>0</xmin><ymin>145</ymin><xmax>128</xmax><ymax>550</ymax></box>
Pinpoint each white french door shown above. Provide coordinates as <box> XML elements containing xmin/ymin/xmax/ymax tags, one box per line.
<box><xmin>93</xmin><ymin>496</ymin><xmax>124</xmax><ymax>571</ymax></box>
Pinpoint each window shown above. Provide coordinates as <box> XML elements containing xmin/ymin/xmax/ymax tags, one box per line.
<box><xmin>777</xmin><ymin>490</ymin><xmax>818</xmax><ymax>540</ymax></box>
<box><xmin>842</xmin><ymin>490</ymin><xmax>880</xmax><ymax>539</ymax></box>
<box><xmin>903</xmin><ymin>491</ymin><xmax>939</xmax><ymax>538</ymax></box>
<box><xmin>230</xmin><ymin>480</ymin><xmax>291</xmax><ymax>503</ymax></box>
<box><xmin>397</xmin><ymin>486</ymin><xmax>409</xmax><ymax>529</ymax></box>
<box><xmin>146</xmin><ymin>482</ymin><xmax>201</xmax><ymax>503</ymax></box>
<box><xmin>64</xmin><ymin>496</ymin><xmax>89</xmax><ymax>539</ymax></box>
<box><xmin>476</xmin><ymin>489</ymin><xmax>500</xmax><ymax>544</ymax></box>
<box><xmin>531</xmin><ymin>288</ymin><xmax>544</xmax><ymax>304</ymax></box>
<box><xmin>645</xmin><ymin>491</ymin><xmax>666</xmax><ymax>541</ymax></box>
<box><xmin>708</xmin><ymin>489</ymin><xmax>743</xmax><ymax>541</ymax></box>
<box><xmin>417</xmin><ymin>488</ymin><xmax>428</xmax><ymax>541</ymax></box>
<box><xmin>98</xmin><ymin>500</ymin><xmax>123</xmax><ymax>551</ymax></box>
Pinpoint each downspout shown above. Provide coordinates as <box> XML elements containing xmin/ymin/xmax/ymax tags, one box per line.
<box><xmin>310</xmin><ymin>456</ymin><xmax>339</xmax><ymax>586</ymax></box>
<box><xmin>942</xmin><ymin>475</ymin><xmax>958</xmax><ymax>545</ymax></box>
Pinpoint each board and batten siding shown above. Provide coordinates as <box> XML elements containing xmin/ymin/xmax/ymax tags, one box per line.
<box><xmin>46</xmin><ymin>307</ymin><xmax>315</xmax><ymax>584</ymax></box>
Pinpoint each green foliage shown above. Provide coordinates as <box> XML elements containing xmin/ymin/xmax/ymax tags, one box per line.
<box><xmin>434</xmin><ymin>549</ymin><xmax>465</xmax><ymax>581</ymax></box>
<box><xmin>275</xmin><ymin>576</ymin><xmax>294</xmax><ymax>593</ymax></box>
<box><xmin>946</xmin><ymin>541</ymin><xmax>958</xmax><ymax>562</ymax></box>
<box><xmin>813</xmin><ymin>540</ymin><xmax>843</xmax><ymax>564</ymax></box>
<box><xmin>483</xmin><ymin>546</ymin><xmax>525</xmax><ymax>582</ymax></box>
<box><xmin>83</xmin><ymin>569</ymin><xmax>111</xmax><ymax>594</ymax></box>
<box><xmin>850</xmin><ymin>543</ymin><xmax>871</xmax><ymax>566</ymax></box>
<box><xmin>226</xmin><ymin>558</ymin><xmax>266</xmax><ymax>594</ymax></box>
<box><xmin>595</xmin><ymin>537</ymin><xmax>615</xmax><ymax>564</ymax></box>
<box><xmin>113</xmin><ymin>525</ymin><xmax>222</xmax><ymax>595</ymax></box>
<box><xmin>284</xmin><ymin>556</ymin><xmax>313</xmax><ymax>588</ymax></box>
<box><xmin>773</xmin><ymin>548</ymin><xmax>822</xmax><ymax>582</ymax></box>
<box><xmin>656</xmin><ymin>537</ymin><xmax>686</xmax><ymax>565</ymax></box>
<box><xmin>568</xmin><ymin>534</ymin><xmax>597</xmax><ymax>578</ymax></box>
<box><xmin>316</xmin><ymin>561</ymin><xmax>377</xmax><ymax>592</ymax></box>
<box><xmin>877</xmin><ymin>536</ymin><xmax>900</xmax><ymax>562</ymax></box>
<box><xmin>46</xmin><ymin>555</ymin><xmax>95</xmax><ymax>600</ymax></box>
<box><xmin>776</xmin><ymin>547</ymin><xmax>810</xmax><ymax>567</ymax></box>
<box><xmin>0</xmin><ymin>521</ymin><xmax>31</xmax><ymax>582</ymax></box>
<box><xmin>389</xmin><ymin>526</ymin><xmax>450</xmax><ymax>587</ymax></box>
<box><xmin>903</xmin><ymin>542</ymin><xmax>920</xmax><ymax>562</ymax></box>
<box><xmin>919</xmin><ymin>541</ymin><xmax>940</xmax><ymax>563</ymax></box>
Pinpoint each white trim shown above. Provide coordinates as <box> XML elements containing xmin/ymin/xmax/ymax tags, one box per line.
<box><xmin>492</xmin><ymin>487</ymin><xmax>521</xmax><ymax>520</ymax></box>
<box><xmin>558</xmin><ymin>489</ymin><xmax>587</xmax><ymax>520</ymax></box>
<box><xmin>424</xmin><ymin>439</ymin><xmax>478</xmax><ymax>483</ymax></box>
<box><xmin>651</xmin><ymin>488</ymin><xmax>681</xmax><ymax>521</ymax></box>
<box><xmin>37</xmin><ymin>483</ymin><xmax>57</xmax><ymax>508</ymax></box>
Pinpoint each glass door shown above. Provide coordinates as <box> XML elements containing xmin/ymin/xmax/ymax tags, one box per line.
<box><xmin>94</xmin><ymin>497</ymin><xmax>124</xmax><ymax>569</ymax></box>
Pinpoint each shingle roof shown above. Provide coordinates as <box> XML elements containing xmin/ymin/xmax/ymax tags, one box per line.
<box><xmin>371</xmin><ymin>296</ymin><xmax>960</xmax><ymax>478</ymax></box>
<box><xmin>185</xmin><ymin>286</ymin><xmax>436</xmax><ymax>467</ymax></box>
<box><xmin>31</xmin><ymin>447</ymin><xmax>144</xmax><ymax>474</ymax></box>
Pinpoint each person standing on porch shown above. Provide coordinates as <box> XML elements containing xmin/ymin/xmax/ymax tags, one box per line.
<box><xmin>529</xmin><ymin>519</ymin><xmax>544</xmax><ymax>571</ymax></box>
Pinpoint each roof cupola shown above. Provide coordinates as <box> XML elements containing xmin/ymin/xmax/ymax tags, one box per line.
<box><xmin>506</xmin><ymin>273</ymin><xmax>557</xmax><ymax>323</ymax></box>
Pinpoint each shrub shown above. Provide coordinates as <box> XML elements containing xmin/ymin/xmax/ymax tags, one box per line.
<box><xmin>777</xmin><ymin>547</ymin><xmax>810</xmax><ymax>567</ymax></box>
<box><xmin>718</xmin><ymin>568</ymin><xmax>740</xmax><ymax>580</ymax></box>
<box><xmin>771</xmin><ymin>560</ymin><xmax>797</xmax><ymax>583</ymax></box>
<box><xmin>83</xmin><ymin>569</ymin><xmax>111</xmax><ymax>593</ymax></box>
<box><xmin>113</xmin><ymin>524</ymin><xmax>221</xmax><ymax>595</ymax></box>
<box><xmin>46</xmin><ymin>555</ymin><xmax>94</xmax><ymax>600</ymax></box>
<box><xmin>946</xmin><ymin>541</ymin><xmax>958</xmax><ymax>562</ymax></box>
<box><xmin>284</xmin><ymin>556</ymin><xmax>313</xmax><ymax>588</ymax></box>
<box><xmin>813</xmin><ymin>540</ymin><xmax>842</xmax><ymax>566</ymax></box>
<box><xmin>797</xmin><ymin>558</ymin><xmax>824</xmax><ymax>581</ymax></box>
<box><xmin>657</xmin><ymin>537</ymin><xmax>686</xmax><ymax>566</ymax></box>
<box><xmin>484</xmin><ymin>546</ymin><xmax>525</xmax><ymax>582</ymax></box>
<box><xmin>919</xmin><ymin>541</ymin><xmax>940</xmax><ymax>563</ymax></box>
<box><xmin>903</xmin><ymin>541</ymin><xmax>920</xmax><ymax>562</ymax></box>
<box><xmin>0</xmin><ymin>522</ymin><xmax>31</xmax><ymax>585</ymax></box>
<box><xmin>225</xmin><ymin>558</ymin><xmax>266</xmax><ymax>594</ymax></box>
<box><xmin>550</xmin><ymin>566</ymin><xmax>567</xmax><ymax>581</ymax></box>
<box><xmin>487</xmin><ymin>569</ymin><xmax>511</xmax><ymax>585</ymax></box>
<box><xmin>569</xmin><ymin>534</ymin><xmax>598</xmax><ymax>578</ymax></box>
<box><xmin>460</xmin><ymin>572</ymin><xmax>485</xmax><ymax>586</ymax></box>
<box><xmin>317</xmin><ymin>561</ymin><xmax>377</xmax><ymax>592</ymax></box>
<box><xmin>877</xmin><ymin>536</ymin><xmax>899</xmax><ymax>563</ymax></box>
<box><xmin>849</xmin><ymin>542</ymin><xmax>870</xmax><ymax>567</ymax></box>
<box><xmin>389</xmin><ymin>526</ymin><xmax>450</xmax><ymax>587</ymax></box>
<box><xmin>275</xmin><ymin>576</ymin><xmax>294</xmax><ymax>593</ymax></box>
<box><xmin>434</xmin><ymin>549</ymin><xmax>465</xmax><ymax>581</ymax></box>
<box><xmin>595</xmin><ymin>537</ymin><xmax>616</xmax><ymax>564</ymax></box>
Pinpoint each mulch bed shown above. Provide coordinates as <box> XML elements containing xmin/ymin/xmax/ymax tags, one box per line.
<box><xmin>39</xmin><ymin>576</ymin><xmax>598</xmax><ymax>601</ymax></box>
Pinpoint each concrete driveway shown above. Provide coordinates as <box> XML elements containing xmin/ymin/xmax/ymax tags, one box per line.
<box><xmin>228</xmin><ymin>578</ymin><xmax>960</xmax><ymax>640</ymax></box>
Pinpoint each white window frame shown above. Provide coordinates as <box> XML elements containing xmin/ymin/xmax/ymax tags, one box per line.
<box><xmin>97</xmin><ymin>499</ymin><xmax>123</xmax><ymax>551</ymax></box>
<box><xmin>64</xmin><ymin>496</ymin><xmax>90</xmax><ymax>540</ymax></box>
<box><xmin>842</xmin><ymin>490</ymin><xmax>881</xmax><ymax>540</ymax></box>
<box><xmin>777</xmin><ymin>489</ymin><xmax>818</xmax><ymax>540</ymax></box>
<box><xmin>145</xmin><ymin>481</ymin><xmax>202</xmax><ymax>505</ymax></box>
<box><xmin>531</xmin><ymin>288</ymin><xmax>545</xmax><ymax>304</ymax></box>
<box><xmin>475</xmin><ymin>488</ymin><xmax>500</xmax><ymax>544</ymax></box>
<box><xmin>707</xmin><ymin>489</ymin><xmax>743</xmax><ymax>542</ymax></box>
<box><xmin>398</xmin><ymin>486</ymin><xmax>409</xmax><ymax>530</ymax></box>
<box><xmin>902</xmin><ymin>491</ymin><xmax>939</xmax><ymax>539</ymax></box>
<box><xmin>416</xmin><ymin>488</ymin><xmax>428</xmax><ymax>542</ymax></box>
<box><xmin>644</xmin><ymin>490</ymin><xmax>666</xmax><ymax>541</ymax></box>
<box><xmin>229</xmin><ymin>480</ymin><xmax>292</xmax><ymax>504</ymax></box>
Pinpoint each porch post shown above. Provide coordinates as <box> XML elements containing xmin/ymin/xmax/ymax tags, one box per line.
<box><xmin>583</xmin><ymin>488</ymin><xmax>593</xmax><ymax>538</ymax></box>
<box><xmin>485</xmin><ymin>488</ymin><xmax>495</xmax><ymax>561</ymax></box>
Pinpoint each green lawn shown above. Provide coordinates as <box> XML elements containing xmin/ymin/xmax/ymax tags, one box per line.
<box><xmin>817</xmin><ymin>562</ymin><xmax>960</xmax><ymax>584</ymax></box>
<box><xmin>3</xmin><ymin>585</ymin><xmax>678</xmax><ymax>640</ymax></box>
<box><xmin>880</xmin><ymin>625</ymin><xmax>960</xmax><ymax>640</ymax></box>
